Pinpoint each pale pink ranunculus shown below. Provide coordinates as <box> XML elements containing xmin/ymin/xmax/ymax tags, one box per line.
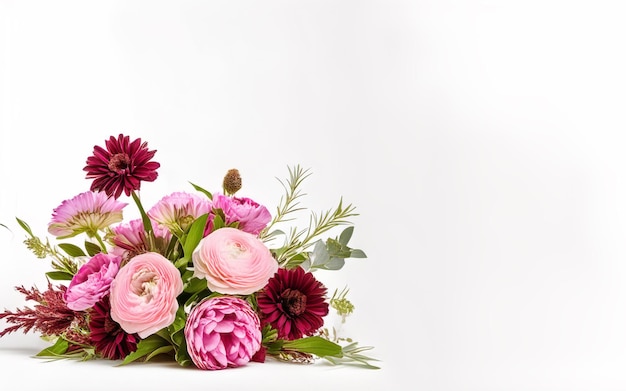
<box><xmin>109</xmin><ymin>252</ymin><xmax>183</xmax><ymax>338</ymax></box>
<box><xmin>63</xmin><ymin>253</ymin><xmax>122</xmax><ymax>311</ymax></box>
<box><xmin>185</xmin><ymin>296</ymin><xmax>262</xmax><ymax>370</ymax></box>
<box><xmin>209</xmin><ymin>193</ymin><xmax>271</xmax><ymax>235</ymax></box>
<box><xmin>192</xmin><ymin>227</ymin><xmax>278</xmax><ymax>295</ymax></box>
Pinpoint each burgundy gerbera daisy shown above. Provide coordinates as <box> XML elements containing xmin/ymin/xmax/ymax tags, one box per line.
<box><xmin>84</xmin><ymin>134</ymin><xmax>160</xmax><ymax>199</ymax></box>
<box><xmin>256</xmin><ymin>266</ymin><xmax>329</xmax><ymax>341</ymax></box>
<box><xmin>88</xmin><ymin>295</ymin><xmax>139</xmax><ymax>360</ymax></box>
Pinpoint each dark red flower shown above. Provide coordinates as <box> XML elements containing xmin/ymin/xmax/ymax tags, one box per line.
<box><xmin>88</xmin><ymin>295</ymin><xmax>139</xmax><ymax>360</ymax></box>
<box><xmin>256</xmin><ymin>267</ymin><xmax>329</xmax><ymax>341</ymax></box>
<box><xmin>84</xmin><ymin>134</ymin><xmax>160</xmax><ymax>199</ymax></box>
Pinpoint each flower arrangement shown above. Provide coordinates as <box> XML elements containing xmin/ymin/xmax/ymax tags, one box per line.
<box><xmin>0</xmin><ymin>134</ymin><xmax>378</xmax><ymax>370</ymax></box>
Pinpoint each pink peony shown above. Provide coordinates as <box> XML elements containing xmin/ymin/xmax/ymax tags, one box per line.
<box><xmin>109</xmin><ymin>252</ymin><xmax>183</xmax><ymax>338</ymax></box>
<box><xmin>210</xmin><ymin>193</ymin><xmax>271</xmax><ymax>235</ymax></box>
<box><xmin>63</xmin><ymin>253</ymin><xmax>122</xmax><ymax>311</ymax></box>
<box><xmin>185</xmin><ymin>296</ymin><xmax>262</xmax><ymax>370</ymax></box>
<box><xmin>192</xmin><ymin>227</ymin><xmax>278</xmax><ymax>295</ymax></box>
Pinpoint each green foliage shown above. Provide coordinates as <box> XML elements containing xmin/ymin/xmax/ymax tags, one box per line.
<box><xmin>16</xmin><ymin>217</ymin><xmax>80</xmax><ymax>277</ymax></box>
<box><xmin>300</xmin><ymin>227</ymin><xmax>367</xmax><ymax>271</ymax></box>
<box><xmin>120</xmin><ymin>334</ymin><xmax>173</xmax><ymax>365</ymax></box>
<box><xmin>189</xmin><ymin>181</ymin><xmax>213</xmax><ymax>200</ymax></box>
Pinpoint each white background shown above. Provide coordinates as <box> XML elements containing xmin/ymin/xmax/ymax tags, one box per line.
<box><xmin>1</xmin><ymin>1</ymin><xmax>626</xmax><ymax>390</ymax></box>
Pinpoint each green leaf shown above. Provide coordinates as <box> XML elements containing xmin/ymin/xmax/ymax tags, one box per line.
<box><xmin>282</xmin><ymin>336</ymin><xmax>343</xmax><ymax>358</ymax></box>
<box><xmin>46</xmin><ymin>271</ymin><xmax>74</xmax><ymax>281</ymax></box>
<box><xmin>211</xmin><ymin>212</ymin><xmax>225</xmax><ymax>231</ymax></box>
<box><xmin>58</xmin><ymin>243</ymin><xmax>86</xmax><ymax>257</ymax></box>
<box><xmin>184</xmin><ymin>277</ymin><xmax>207</xmax><ymax>294</ymax></box>
<box><xmin>36</xmin><ymin>338</ymin><xmax>69</xmax><ymax>357</ymax></box>
<box><xmin>16</xmin><ymin>217</ymin><xmax>34</xmax><ymax>237</ymax></box>
<box><xmin>189</xmin><ymin>182</ymin><xmax>213</xmax><ymax>200</ymax></box>
<box><xmin>120</xmin><ymin>335</ymin><xmax>171</xmax><ymax>366</ymax></box>
<box><xmin>338</xmin><ymin>226</ymin><xmax>354</xmax><ymax>246</ymax></box>
<box><xmin>182</xmin><ymin>213</ymin><xmax>208</xmax><ymax>257</ymax></box>
<box><xmin>174</xmin><ymin>339</ymin><xmax>193</xmax><ymax>366</ymax></box>
<box><xmin>350</xmin><ymin>249</ymin><xmax>367</xmax><ymax>258</ymax></box>
<box><xmin>166</xmin><ymin>306</ymin><xmax>188</xmax><ymax>348</ymax></box>
<box><xmin>145</xmin><ymin>345</ymin><xmax>175</xmax><ymax>361</ymax></box>
<box><xmin>84</xmin><ymin>240</ymin><xmax>102</xmax><ymax>257</ymax></box>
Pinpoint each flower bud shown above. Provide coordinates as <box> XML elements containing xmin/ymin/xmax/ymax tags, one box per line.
<box><xmin>223</xmin><ymin>168</ymin><xmax>242</xmax><ymax>195</ymax></box>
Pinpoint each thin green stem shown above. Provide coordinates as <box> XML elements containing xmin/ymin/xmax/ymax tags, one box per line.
<box><xmin>131</xmin><ymin>190</ymin><xmax>156</xmax><ymax>251</ymax></box>
<box><xmin>92</xmin><ymin>232</ymin><xmax>108</xmax><ymax>254</ymax></box>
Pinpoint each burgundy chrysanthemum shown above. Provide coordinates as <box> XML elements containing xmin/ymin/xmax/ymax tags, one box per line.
<box><xmin>256</xmin><ymin>267</ymin><xmax>329</xmax><ymax>341</ymax></box>
<box><xmin>88</xmin><ymin>295</ymin><xmax>139</xmax><ymax>360</ymax></box>
<box><xmin>84</xmin><ymin>134</ymin><xmax>160</xmax><ymax>199</ymax></box>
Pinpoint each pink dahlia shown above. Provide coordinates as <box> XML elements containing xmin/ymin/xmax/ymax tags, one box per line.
<box><xmin>48</xmin><ymin>191</ymin><xmax>127</xmax><ymax>238</ymax></box>
<box><xmin>209</xmin><ymin>193</ymin><xmax>271</xmax><ymax>235</ymax></box>
<box><xmin>185</xmin><ymin>296</ymin><xmax>261</xmax><ymax>370</ymax></box>
<box><xmin>64</xmin><ymin>253</ymin><xmax>121</xmax><ymax>311</ymax></box>
<box><xmin>256</xmin><ymin>267</ymin><xmax>329</xmax><ymax>341</ymax></box>
<box><xmin>110</xmin><ymin>218</ymin><xmax>172</xmax><ymax>261</ymax></box>
<box><xmin>192</xmin><ymin>227</ymin><xmax>278</xmax><ymax>295</ymax></box>
<box><xmin>89</xmin><ymin>295</ymin><xmax>139</xmax><ymax>360</ymax></box>
<box><xmin>147</xmin><ymin>191</ymin><xmax>212</xmax><ymax>237</ymax></box>
<box><xmin>109</xmin><ymin>252</ymin><xmax>183</xmax><ymax>338</ymax></box>
<box><xmin>84</xmin><ymin>134</ymin><xmax>160</xmax><ymax>199</ymax></box>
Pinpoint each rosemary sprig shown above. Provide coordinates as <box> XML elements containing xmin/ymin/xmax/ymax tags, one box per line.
<box><xmin>276</xmin><ymin>198</ymin><xmax>358</xmax><ymax>267</ymax></box>
<box><xmin>259</xmin><ymin>165</ymin><xmax>311</xmax><ymax>242</ymax></box>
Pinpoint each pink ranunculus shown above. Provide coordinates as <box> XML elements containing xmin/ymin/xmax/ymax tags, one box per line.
<box><xmin>109</xmin><ymin>252</ymin><xmax>183</xmax><ymax>338</ymax></box>
<box><xmin>192</xmin><ymin>227</ymin><xmax>278</xmax><ymax>295</ymax></box>
<box><xmin>210</xmin><ymin>193</ymin><xmax>271</xmax><ymax>235</ymax></box>
<box><xmin>185</xmin><ymin>296</ymin><xmax>262</xmax><ymax>370</ymax></box>
<box><xmin>63</xmin><ymin>253</ymin><xmax>122</xmax><ymax>311</ymax></box>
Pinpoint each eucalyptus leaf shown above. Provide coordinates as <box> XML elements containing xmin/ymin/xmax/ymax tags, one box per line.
<box><xmin>323</xmin><ymin>257</ymin><xmax>346</xmax><ymax>270</ymax></box>
<box><xmin>338</xmin><ymin>226</ymin><xmax>354</xmax><ymax>245</ymax></box>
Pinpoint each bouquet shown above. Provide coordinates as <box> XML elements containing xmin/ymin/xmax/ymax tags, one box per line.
<box><xmin>0</xmin><ymin>134</ymin><xmax>378</xmax><ymax>370</ymax></box>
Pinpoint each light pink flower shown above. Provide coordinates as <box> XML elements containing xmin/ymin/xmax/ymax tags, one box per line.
<box><xmin>185</xmin><ymin>296</ymin><xmax>261</xmax><ymax>370</ymax></box>
<box><xmin>48</xmin><ymin>191</ymin><xmax>127</xmax><ymax>238</ymax></box>
<box><xmin>147</xmin><ymin>191</ymin><xmax>212</xmax><ymax>237</ymax></box>
<box><xmin>210</xmin><ymin>193</ymin><xmax>271</xmax><ymax>235</ymax></box>
<box><xmin>109</xmin><ymin>252</ymin><xmax>183</xmax><ymax>338</ymax></box>
<box><xmin>192</xmin><ymin>227</ymin><xmax>278</xmax><ymax>295</ymax></box>
<box><xmin>63</xmin><ymin>253</ymin><xmax>122</xmax><ymax>311</ymax></box>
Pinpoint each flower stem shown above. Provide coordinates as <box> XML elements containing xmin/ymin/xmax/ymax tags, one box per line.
<box><xmin>93</xmin><ymin>232</ymin><xmax>108</xmax><ymax>254</ymax></box>
<box><xmin>131</xmin><ymin>190</ymin><xmax>156</xmax><ymax>251</ymax></box>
